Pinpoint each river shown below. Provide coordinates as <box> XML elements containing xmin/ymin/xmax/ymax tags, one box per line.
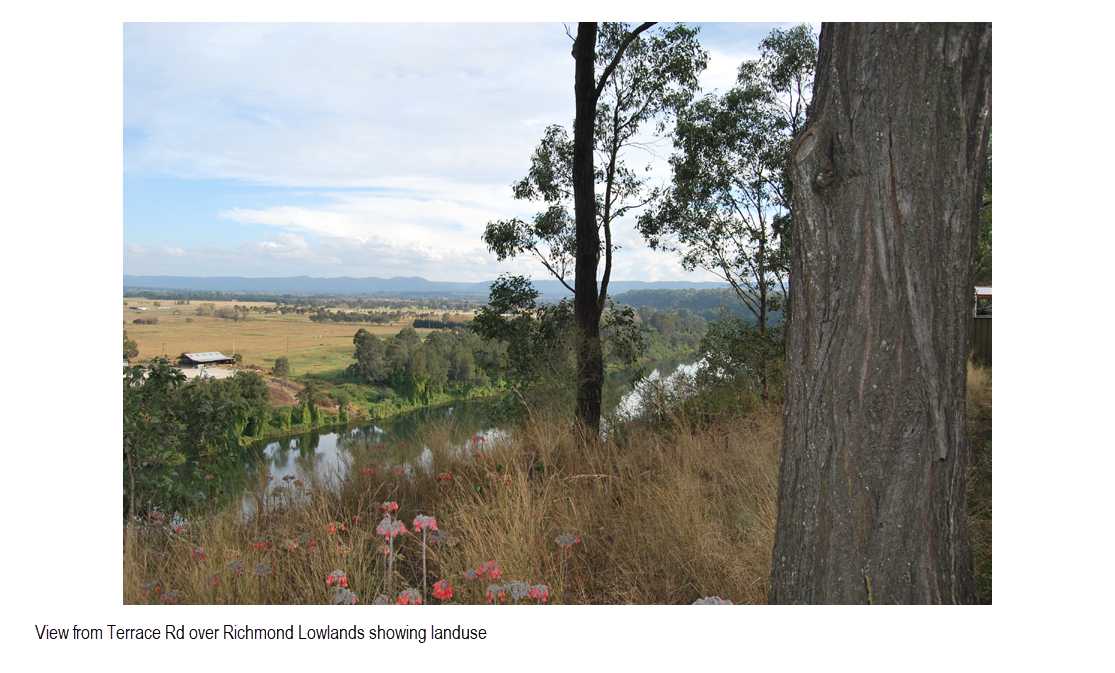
<box><xmin>242</xmin><ymin>356</ymin><xmax>700</xmax><ymax>499</ymax></box>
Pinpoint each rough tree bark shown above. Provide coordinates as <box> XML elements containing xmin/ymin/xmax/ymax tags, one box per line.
<box><xmin>770</xmin><ymin>23</ymin><xmax>991</xmax><ymax>604</ymax></box>
<box><xmin>572</xmin><ymin>21</ymin><xmax>604</xmax><ymax>436</ymax></box>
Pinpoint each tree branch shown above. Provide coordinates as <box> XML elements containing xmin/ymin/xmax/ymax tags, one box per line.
<box><xmin>595</xmin><ymin>23</ymin><xmax>657</xmax><ymax>101</ymax></box>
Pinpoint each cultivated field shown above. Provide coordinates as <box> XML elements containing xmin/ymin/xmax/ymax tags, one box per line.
<box><xmin>123</xmin><ymin>298</ymin><xmax>440</xmax><ymax>374</ymax></box>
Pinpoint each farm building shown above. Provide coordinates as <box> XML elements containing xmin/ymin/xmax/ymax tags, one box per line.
<box><xmin>178</xmin><ymin>351</ymin><xmax>235</xmax><ymax>367</ymax></box>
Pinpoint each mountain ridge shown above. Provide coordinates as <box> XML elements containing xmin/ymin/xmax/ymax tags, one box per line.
<box><xmin>123</xmin><ymin>275</ymin><xmax>728</xmax><ymax>297</ymax></box>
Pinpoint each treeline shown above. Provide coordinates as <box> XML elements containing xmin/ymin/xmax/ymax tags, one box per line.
<box><xmin>126</xmin><ymin>289</ymin><xmax>292</xmax><ymax>304</ymax></box>
<box><xmin>613</xmin><ymin>288</ymin><xmax>784</xmax><ymax>325</ymax></box>
<box><xmin>412</xmin><ymin>315</ymin><xmax>472</xmax><ymax>329</ymax></box>
<box><xmin>347</xmin><ymin>326</ymin><xmax>492</xmax><ymax>404</ymax></box>
<box><xmin>309</xmin><ymin>308</ymin><xmax>403</xmax><ymax>324</ymax></box>
<box><xmin>635</xmin><ymin>305</ymin><xmax>707</xmax><ymax>351</ymax></box>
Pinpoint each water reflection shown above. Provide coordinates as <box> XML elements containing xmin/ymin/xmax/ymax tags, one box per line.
<box><xmin>239</xmin><ymin>355</ymin><xmax>699</xmax><ymax>505</ymax></box>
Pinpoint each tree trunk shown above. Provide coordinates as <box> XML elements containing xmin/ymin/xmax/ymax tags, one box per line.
<box><xmin>770</xmin><ymin>23</ymin><xmax>991</xmax><ymax>604</ymax></box>
<box><xmin>572</xmin><ymin>22</ymin><xmax>604</xmax><ymax>436</ymax></box>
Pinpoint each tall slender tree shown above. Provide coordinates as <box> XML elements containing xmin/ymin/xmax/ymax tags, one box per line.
<box><xmin>484</xmin><ymin>22</ymin><xmax>706</xmax><ymax>435</ymax></box>
<box><xmin>637</xmin><ymin>25</ymin><xmax>817</xmax><ymax>399</ymax></box>
<box><xmin>770</xmin><ymin>23</ymin><xmax>991</xmax><ymax>604</ymax></box>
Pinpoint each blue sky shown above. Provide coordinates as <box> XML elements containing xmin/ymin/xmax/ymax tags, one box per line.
<box><xmin>124</xmin><ymin>22</ymin><xmax>819</xmax><ymax>282</ymax></box>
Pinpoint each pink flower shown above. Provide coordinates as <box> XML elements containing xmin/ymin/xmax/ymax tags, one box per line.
<box><xmin>412</xmin><ymin>515</ymin><xmax>437</xmax><ymax>532</ymax></box>
<box><xmin>326</xmin><ymin>570</ymin><xmax>348</xmax><ymax>588</ymax></box>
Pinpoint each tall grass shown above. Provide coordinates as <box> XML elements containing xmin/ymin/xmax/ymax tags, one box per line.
<box><xmin>124</xmin><ymin>400</ymin><xmax>782</xmax><ymax>605</ymax></box>
<box><xmin>124</xmin><ymin>363</ymin><xmax>991</xmax><ymax>605</ymax></box>
<box><xmin>967</xmin><ymin>361</ymin><xmax>992</xmax><ymax>604</ymax></box>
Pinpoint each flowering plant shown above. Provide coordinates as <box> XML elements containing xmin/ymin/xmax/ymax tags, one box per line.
<box><xmin>432</xmin><ymin>580</ymin><xmax>453</xmax><ymax>601</ymax></box>
<box><xmin>331</xmin><ymin>589</ymin><xmax>358</xmax><ymax>605</ymax></box>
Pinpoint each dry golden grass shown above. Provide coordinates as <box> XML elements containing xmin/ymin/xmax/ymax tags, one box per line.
<box><xmin>123</xmin><ymin>404</ymin><xmax>783</xmax><ymax>605</ymax></box>
<box><xmin>122</xmin><ymin>297</ymin><xmax>433</xmax><ymax>371</ymax></box>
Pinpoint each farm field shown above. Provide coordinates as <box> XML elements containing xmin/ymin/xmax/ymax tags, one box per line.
<box><xmin>123</xmin><ymin>297</ymin><xmax>439</xmax><ymax>374</ymax></box>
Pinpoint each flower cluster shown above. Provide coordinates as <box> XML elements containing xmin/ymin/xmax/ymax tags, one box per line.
<box><xmin>281</xmin><ymin>539</ymin><xmax>299</xmax><ymax>552</ymax></box>
<box><xmin>375</xmin><ymin>444</ymin><xmax>387</xmax><ymax>451</ymax></box>
<box><xmin>292</xmin><ymin>480</ymin><xmax>304</xmax><ymax>488</ymax></box>
<box><xmin>336</xmin><ymin>544</ymin><xmax>351</xmax><ymax>557</ymax></box>
<box><xmin>324</xmin><ymin>522</ymin><xmax>345</xmax><ymax>535</ymax></box>
<box><xmin>376</xmin><ymin>517</ymin><xmax>408</xmax><ymax>541</ymax></box>
<box><xmin>485</xmin><ymin>584</ymin><xmax>505</xmax><ymax>603</ymax></box>
<box><xmin>692</xmin><ymin>596</ymin><xmax>733</xmax><ymax>605</ymax></box>
<box><xmin>326</xmin><ymin>570</ymin><xmax>348</xmax><ymax>588</ymax></box>
<box><xmin>528</xmin><ymin>584</ymin><xmax>549</xmax><ymax>602</ymax></box>
<box><xmin>396</xmin><ymin>589</ymin><xmax>423</xmax><ymax>605</ymax></box>
<box><xmin>161</xmin><ymin>590</ymin><xmax>181</xmax><ymax>604</ymax></box>
<box><xmin>249</xmin><ymin>537</ymin><xmax>269</xmax><ymax>550</ymax></box>
<box><xmin>412</xmin><ymin>515</ymin><xmax>437</xmax><ymax>532</ymax></box>
<box><xmin>555</xmin><ymin>533</ymin><xmax>580</xmax><ymax>550</ymax></box>
<box><xmin>352</xmin><ymin>513</ymin><xmax>365</xmax><ymax>524</ymax></box>
<box><xmin>331</xmin><ymin>589</ymin><xmax>358</xmax><ymax>605</ymax></box>
<box><xmin>375</xmin><ymin>502</ymin><xmax>399</xmax><ymax>514</ymax></box>
<box><xmin>253</xmin><ymin>563</ymin><xmax>273</xmax><ymax>577</ymax></box>
<box><xmin>500</xmin><ymin>475</ymin><xmax>513</xmax><ymax>486</ymax></box>
<box><xmin>427</xmin><ymin>530</ymin><xmax>458</xmax><ymax>549</ymax></box>
<box><xmin>506</xmin><ymin>580</ymin><xmax>530</xmax><ymax>602</ymax></box>
<box><xmin>227</xmin><ymin>560</ymin><xmax>245</xmax><ymax>576</ymax></box>
<box><xmin>190</xmin><ymin>549</ymin><xmax>207</xmax><ymax>562</ymax></box>
<box><xmin>432</xmin><ymin>580</ymin><xmax>453</xmax><ymax>601</ymax></box>
<box><xmin>208</xmin><ymin>574</ymin><xmax>220</xmax><ymax>587</ymax></box>
<box><xmin>140</xmin><ymin>582</ymin><xmax>162</xmax><ymax>597</ymax></box>
<box><xmin>282</xmin><ymin>475</ymin><xmax>296</xmax><ymax>483</ymax></box>
<box><xmin>297</xmin><ymin>533</ymin><xmax>317</xmax><ymax>549</ymax></box>
<box><xmin>393</xmin><ymin>465</ymin><xmax>406</xmax><ymax>476</ymax></box>
<box><xmin>463</xmin><ymin>568</ymin><xmax>479</xmax><ymax>582</ymax></box>
<box><xmin>373</xmin><ymin>595</ymin><xmax>390</xmax><ymax>605</ymax></box>
<box><xmin>476</xmin><ymin>560</ymin><xmax>501</xmax><ymax>580</ymax></box>
<box><xmin>359</xmin><ymin>464</ymin><xmax>375</xmax><ymax>476</ymax></box>
<box><xmin>436</xmin><ymin>473</ymin><xmax>453</xmax><ymax>483</ymax></box>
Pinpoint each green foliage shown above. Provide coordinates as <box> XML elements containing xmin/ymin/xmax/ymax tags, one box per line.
<box><xmin>123</xmin><ymin>358</ymin><xmax>246</xmax><ymax>519</ymax></box>
<box><xmin>483</xmin><ymin>23</ymin><xmax>707</xmax><ymax>296</ymax></box>
<box><xmin>123</xmin><ymin>330</ymin><xmax>139</xmax><ymax>361</ymax></box>
<box><xmin>233</xmin><ymin>352</ymin><xmax>243</xmax><ymax>363</ymax></box>
<box><xmin>697</xmin><ymin>308</ymin><xmax>785</xmax><ymax>401</ymax></box>
<box><xmin>273</xmin><ymin>356</ymin><xmax>291</xmax><ymax>378</ymax></box>
<box><xmin>638</xmin><ymin>24</ymin><xmax>816</xmax><ymax>329</ymax></box>
<box><xmin>348</xmin><ymin>328</ymin><xmax>388</xmax><ymax>382</ymax></box>
<box><xmin>471</xmin><ymin>275</ymin><xmax>645</xmax><ymax>421</ymax></box>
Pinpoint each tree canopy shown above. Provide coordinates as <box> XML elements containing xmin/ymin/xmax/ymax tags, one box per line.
<box><xmin>482</xmin><ymin>23</ymin><xmax>706</xmax><ymax>434</ymax></box>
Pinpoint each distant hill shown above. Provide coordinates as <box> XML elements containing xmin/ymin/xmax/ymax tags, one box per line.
<box><xmin>611</xmin><ymin>287</ymin><xmax>784</xmax><ymax>325</ymax></box>
<box><xmin>123</xmin><ymin>275</ymin><xmax>728</xmax><ymax>300</ymax></box>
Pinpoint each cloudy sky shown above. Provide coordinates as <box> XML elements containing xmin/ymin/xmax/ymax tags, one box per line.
<box><xmin>124</xmin><ymin>22</ymin><xmax>818</xmax><ymax>283</ymax></box>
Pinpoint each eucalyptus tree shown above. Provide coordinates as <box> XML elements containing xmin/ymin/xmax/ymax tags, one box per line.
<box><xmin>483</xmin><ymin>22</ymin><xmax>706</xmax><ymax>435</ymax></box>
<box><xmin>636</xmin><ymin>25</ymin><xmax>817</xmax><ymax>398</ymax></box>
<box><xmin>770</xmin><ymin>22</ymin><xmax>991</xmax><ymax>604</ymax></box>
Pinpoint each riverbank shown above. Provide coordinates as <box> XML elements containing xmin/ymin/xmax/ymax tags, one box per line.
<box><xmin>249</xmin><ymin>376</ymin><xmax>496</xmax><ymax>444</ymax></box>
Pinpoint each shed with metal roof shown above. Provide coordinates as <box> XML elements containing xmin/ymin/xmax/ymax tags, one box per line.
<box><xmin>179</xmin><ymin>351</ymin><xmax>235</xmax><ymax>366</ymax></box>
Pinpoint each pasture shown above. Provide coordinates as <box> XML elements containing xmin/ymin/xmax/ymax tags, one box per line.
<box><xmin>122</xmin><ymin>297</ymin><xmax>437</xmax><ymax>375</ymax></box>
